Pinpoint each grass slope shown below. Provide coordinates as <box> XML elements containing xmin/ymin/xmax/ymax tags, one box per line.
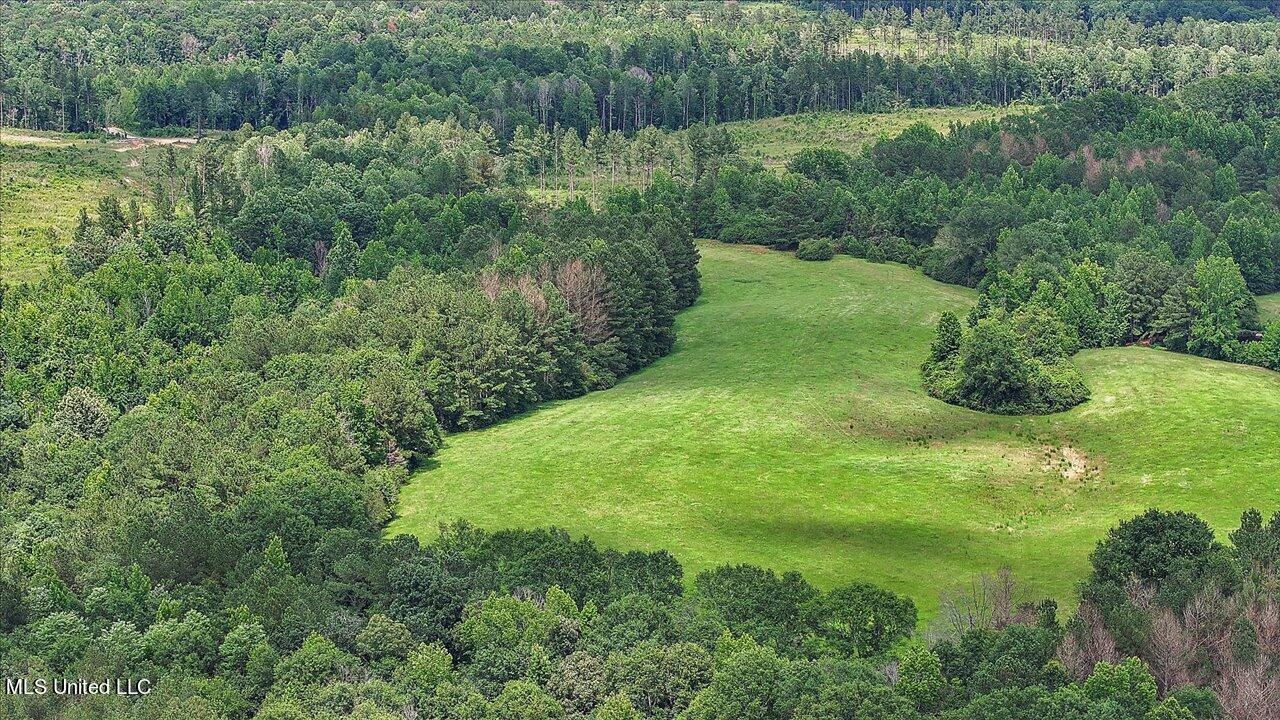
<box><xmin>726</xmin><ymin>106</ymin><xmax>1027</xmax><ymax>169</ymax></box>
<box><xmin>391</xmin><ymin>243</ymin><xmax>1280</xmax><ymax>614</ymax></box>
<box><xmin>1261</xmin><ymin>292</ymin><xmax>1280</xmax><ymax>323</ymax></box>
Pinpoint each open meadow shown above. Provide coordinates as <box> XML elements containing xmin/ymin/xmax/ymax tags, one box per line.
<box><xmin>392</xmin><ymin>242</ymin><xmax>1280</xmax><ymax>615</ymax></box>
<box><xmin>1262</xmin><ymin>291</ymin><xmax>1280</xmax><ymax>322</ymax></box>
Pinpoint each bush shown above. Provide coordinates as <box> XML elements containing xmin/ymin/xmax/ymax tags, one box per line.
<box><xmin>795</xmin><ymin>238</ymin><xmax>835</xmax><ymax>261</ymax></box>
<box><xmin>839</xmin><ymin>235</ymin><xmax>868</xmax><ymax>258</ymax></box>
<box><xmin>865</xmin><ymin>242</ymin><xmax>888</xmax><ymax>263</ymax></box>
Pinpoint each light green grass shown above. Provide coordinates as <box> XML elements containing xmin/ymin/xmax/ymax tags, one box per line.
<box><xmin>1261</xmin><ymin>293</ymin><xmax>1280</xmax><ymax>323</ymax></box>
<box><xmin>0</xmin><ymin>131</ymin><xmax>172</xmax><ymax>283</ymax></box>
<box><xmin>725</xmin><ymin>106</ymin><xmax>1029</xmax><ymax>169</ymax></box>
<box><xmin>391</xmin><ymin>243</ymin><xmax>1280</xmax><ymax>615</ymax></box>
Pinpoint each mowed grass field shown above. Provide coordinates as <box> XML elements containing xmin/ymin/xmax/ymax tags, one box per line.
<box><xmin>1261</xmin><ymin>292</ymin><xmax>1280</xmax><ymax>322</ymax></box>
<box><xmin>391</xmin><ymin>242</ymin><xmax>1280</xmax><ymax>615</ymax></box>
<box><xmin>726</xmin><ymin>106</ymin><xmax>1028</xmax><ymax>169</ymax></box>
<box><xmin>0</xmin><ymin>130</ymin><xmax>176</xmax><ymax>283</ymax></box>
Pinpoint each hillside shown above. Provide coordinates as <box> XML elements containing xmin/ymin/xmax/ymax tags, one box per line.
<box><xmin>392</xmin><ymin>242</ymin><xmax>1280</xmax><ymax>614</ymax></box>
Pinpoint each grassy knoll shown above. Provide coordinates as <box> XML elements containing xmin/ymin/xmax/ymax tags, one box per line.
<box><xmin>392</xmin><ymin>243</ymin><xmax>1280</xmax><ymax>614</ymax></box>
<box><xmin>1261</xmin><ymin>292</ymin><xmax>1280</xmax><ymax>322</ymax></box>
<box><xmin>726</xmin><ymin>106</ymin><xmax>1028</xmax><ymax>169</ymax></box>
<box><xmin>0</xmin><ymin>130</ymin><xmax>172</xmax><ymax>283</ymax></box>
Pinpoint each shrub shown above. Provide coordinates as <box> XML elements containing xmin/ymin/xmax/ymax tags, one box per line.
<box><xmin>865</xmin><ymin>242</ymin><xmax>888</xmax><ymax>263</ymax></box>
<box><xmin>839</xmin><ymin>235</ymin><xmax>869</xmax><ymax>258</ymax></box>
<box><xmin>795</xmin><ymin>238</ymin><xmax>835</xmax><ymax>261</ymax></box>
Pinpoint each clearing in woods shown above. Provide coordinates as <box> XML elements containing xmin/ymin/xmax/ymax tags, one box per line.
<box><xmin>391</xmin><ymin>242</ymin><xmax>1280</xmax><ymax>614</ymax></box>
<box><xmin>0</xmin><ymin>129</ymin><xmax>194</xmax><ymax>283</ymax></box>
<box><xmin>725</xmin><ymin>106</ymin><xmax>1028</xmax><ymax>169</ymax></box>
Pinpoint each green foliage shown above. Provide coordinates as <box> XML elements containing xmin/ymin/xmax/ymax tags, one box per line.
<box><xmin>1088</xmin><ymin>510</ymin><xmax>1220</xmax><ymax>586</ymax></box>
<box><xmin>1082</xmin><ymin>658</ymin><xmax>1158</xmax><ymax>719</ymax></box>
<box><xmin>1188</xmin><ymin>255</ymin><xmax>1254</xmax><ymax>359</ymax></box>
<box><xmin>803</xmin><ymin>583</ymin><xmax>917</xmax><ymax>658</ymax></box>
<box><xmin>795</xmin><ymin>238</ymin><xmax>836</xmax><ymax>261</ymax></box>
<box><xmin>924</xmin><ymin>315</ymin><xmax>1089</xmax><ymax>415</ymax></box>
<box><xmin>9</xmin><ymin>5</ymin><xmax>1280</xmax><ymax>719</ymax></box>
<box><xmin>896</xmin><ymin>644</ymin><xmax>946</xmax><ymax>713</ymax></box>
<box><xmin>930</xmin><ymin>311</ymin><xmax>963</xmax><ymax>361</ymax></box>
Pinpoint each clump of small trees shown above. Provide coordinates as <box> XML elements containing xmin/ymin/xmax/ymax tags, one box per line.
<box><xmin>922</xmin><ymin>308</ymin><xmax>1090</xmax><ymax>415</ymax></box>
<box><xmin>795</xmin><ymin>237</ymin><xmax>836</xmax><ymax>261</ymax></box>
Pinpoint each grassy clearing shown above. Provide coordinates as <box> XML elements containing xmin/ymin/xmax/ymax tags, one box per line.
<box><xmin>0</xmin><ymin>130</ymin><xmax>172</xmax><ymax>283</ymax></box>
<box><xmin>1261</xmin><ymin>293</ymin><xmax>1280</xmax><ymax>323</ymax></box>
<box><xmin>391</xmin><ymin>242</ymin><xmax>1280</xmax><ymax>615</ymax></box>
<box><xmin>725</xmin><ymin>106</ymin><xmax>1029</xmax><ymax>169</ymax></box>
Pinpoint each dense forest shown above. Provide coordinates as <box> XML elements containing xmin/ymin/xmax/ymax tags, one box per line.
<box><xmin>5</xmin><ymin>2</ymin><xmax>1280</xmax><ymax>719</ymax></box>
<box><xmin>10</xmin><ymin>1</ymin><xmax>1280</xmax><ymax>137</ymax></box>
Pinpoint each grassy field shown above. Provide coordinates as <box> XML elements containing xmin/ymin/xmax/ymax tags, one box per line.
<box><xmin>726</xmin><ymin>106</ymin><xmax>1028</xmax><ymax>169</ymax></box>
<box><xmin>0</xmin><ymin>130</ymin><xmax>178</xmax><ymax>283</ymax></box>
<box><xmin>391</xmin><ymin>242</ymin><xmax>1280</xmax><ymax>615</ymax></box>
<box><xmin>1261</xmin><ymin>292</ymin><xmax>1280</xmax><ymax>323</ymax></box>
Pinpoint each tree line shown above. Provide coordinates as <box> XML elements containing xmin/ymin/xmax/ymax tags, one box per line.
<box><xmin>10</xmin><ymin>1</ymin><xmax>1280</xmax><ymax>139</ymax></box>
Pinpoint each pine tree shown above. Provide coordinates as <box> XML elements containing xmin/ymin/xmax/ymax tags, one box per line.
<box><xmin>66</xmin><ymin>207</ymin><xmax>113</xmax><ymax>276</ymax></box>
<box><xmin>96</xmin><ymin>196</ymin><xmax>127</xmax><ymax>239</ymax></box>
<box><xmin>1189</xmin><ymin>255</ymin><xmax>1251</xmax><ymax>359</ymax></box>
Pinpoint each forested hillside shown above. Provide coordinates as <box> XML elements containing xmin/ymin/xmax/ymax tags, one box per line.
<box><xmin>10</xmin><ymin>0</ymin><xmax>1280</xmax><ymax>137</ymax></box>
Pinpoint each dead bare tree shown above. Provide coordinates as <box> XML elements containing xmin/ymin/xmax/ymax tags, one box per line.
<box><xmin>932</xmin><ymin>566</ymin><xmax>1022</xmax><ymax>641</ymax></box>
<box><xmin>1217</xmin><ymin>660</ymin><xmax>1280</xmax><ymax>720</ymax></box>
<box><xmin>1057</xmin><ymin>602</ymin><xmax>1120</xmax><ymax>681</ymax></box>
<box><xmin>1146</xmin><ymin>607</ymin><xmax>1195</xmax><ymax>692</ymax></box>
<box><xmin>543</xmin><ymin>259</ymin><xmax>611</xmax><ymax>344</ymax></box>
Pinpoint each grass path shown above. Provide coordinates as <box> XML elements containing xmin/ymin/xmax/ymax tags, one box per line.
<box><xmin>391</xmin><ymin>243</ymin><xmax>1280</xmax><ymax>614</ymax></box>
